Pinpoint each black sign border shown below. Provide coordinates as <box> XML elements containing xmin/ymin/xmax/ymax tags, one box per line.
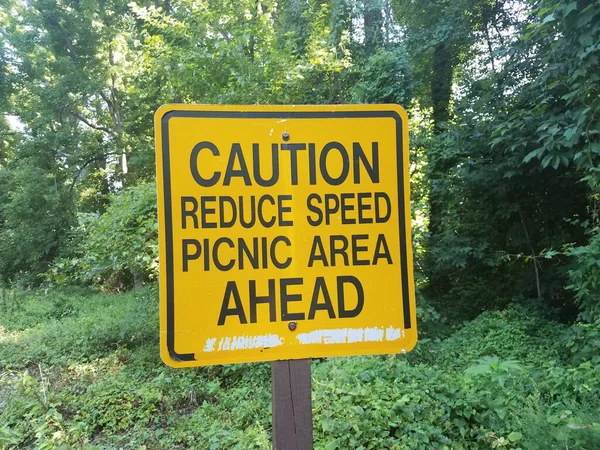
<box><xmin>160</xmin><ymin>109</ymin><xmax>412</xmax><ymax>362</ymax></box>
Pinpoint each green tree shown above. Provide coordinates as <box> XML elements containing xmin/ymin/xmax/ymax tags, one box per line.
<box><xmin>0</xmin><ymin>146</ymin><xmax>75</xmax><ymax>284</ymax></box>
<box><xmin>415</xmin><ymin>0</ymin><xmax>600</xmax><ymax>319</ymax></box>
<box><xmin>0</xmin><ymin>0</ymin><xmax>156</xmax><ymax>283</ymax></box>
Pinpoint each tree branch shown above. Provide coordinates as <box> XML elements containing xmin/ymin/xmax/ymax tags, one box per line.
<box><xmin>518</xmin><ymin>206</ymin><xmax>542</xmax><ymax>300</ymax></box>
<box><xmin>72</xmin><ymin>113</ymin><xmax>113</xmax><ymax>135</ymax></box>
<box><xmin>37</xmin><ymin>11</ymin><xmax>79</xmax><ymax>64</ymax></box>
<box><xmin>68</xmin><ymin>151</ymin><xmax>124</xmax><ymax>196</ymax></box>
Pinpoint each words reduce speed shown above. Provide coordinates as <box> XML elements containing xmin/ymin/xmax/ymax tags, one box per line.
<box><xmin>180</xmin><ymin>191</ymin><xmax>392</xmax><ymax>230</ymax></box>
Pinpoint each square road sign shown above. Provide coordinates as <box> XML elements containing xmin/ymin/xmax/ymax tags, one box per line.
<box><xmin>154</xmin><ymin>104</ymin><xmax>417</xmax><ymax>367</ymax></box>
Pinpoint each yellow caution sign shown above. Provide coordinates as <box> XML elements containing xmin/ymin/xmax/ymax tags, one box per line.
<box><xmin>154</xmin><ymin>104</ymin><xmax>416</xmax><ymax>367</ymax></box>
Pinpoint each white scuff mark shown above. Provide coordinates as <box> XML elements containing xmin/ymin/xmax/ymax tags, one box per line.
<box><xmin>203</xmin><ymin>338</ymin><xmax>217</xmax><ymax>352</ymax></box>
<box><xmin>296</xmin><ymin>327</ymin><xmax>377</xmax><ymax>345</ymax></box>
<box><xmin>208</xmin><ymin>334</ymin><xmax>283</xmax><ymax>352</ymax></box>
<box><xmin>218</xmin><ymin>337</ymin><xmax>231</xmax><ymax>351</ymax></box>
<box><xmin>364</xmin><ymin>327</ymin><xmax>384</xmax><ymax>342</ymax></box>
<box><xmin>323</xmin><ymin>329</ymin><xmax>347</xmax><ymax>344</ymax></box>
<box><xmin>385</xmin><ymin>326</ymin><xmax>401</xmax><ymax>341</ymax></box>
<box><xmin>269</xmin><ymin>119</ymin><xmax>288</xmax><ymax>137</ymax></box>
<box><xmin>296</xmin><ymin>329</ymin><xmax>325</xmax><ymax>345</ymax></box>
<box><xmin>296</xmin><ymin>327</ymin><xmax>404</xmax><ymax>345</ymax></box>
<box><xmin>295</xmin><ymin>328</ymin><xmax>347</xmax><ymax>345</ymax></box>
<box><xmin>347</xmin><ymin>328</ymin><xmax>364</xmax><ymax>343</ymax></box>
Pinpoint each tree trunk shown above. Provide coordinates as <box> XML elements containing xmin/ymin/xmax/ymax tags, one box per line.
<box><xmin>364</xmin><ymin>0</ymin><xmax>384</xmax><ymax>54</ymax></box>
<box><xmin>427</xmin><ymin>41</ymin><xmax>455</xmax><ymax>296</ymax></box>
<box><xmin>133</xmin><ymin>270</ymin><xmax>144</xmax><ymax>290</ymax></box>
<box><xmin>431</xmin><ymin>41</ymin><xmax>453</xmax><ymax>133</ymax></box>
<box><xmin>277</xmin><ymin>0</ymin><xmax>309</xmax><ymax>54</ymax></box>
<box><xmin>429</xmin><ymin>41</ymin><xmax>454</xmax><ymax>237</ymax></box>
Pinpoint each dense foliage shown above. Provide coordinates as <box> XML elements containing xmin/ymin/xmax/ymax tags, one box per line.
<box><xmin>1</xmin><ymin>0</ymin><xmax>599</xmax><ymax>448</ymax></box>
<box><xmin>47</xmin><ymin>183</ymin><xmax>158</xmax><ymax>289</ymax></box>
<box><xmin>0</xmin><ymin>289</ymin><xmax>598</xmax><ymax>449</ymax></box>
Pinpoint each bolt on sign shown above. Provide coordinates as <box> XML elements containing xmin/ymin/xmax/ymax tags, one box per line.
<box><xmin>154</xmin><ymin>104</ymin><xmax>417</xmax><ymax>368</ymax></box>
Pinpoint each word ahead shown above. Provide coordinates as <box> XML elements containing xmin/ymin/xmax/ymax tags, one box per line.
<box><xmin>154</xmin><ymin>104</ymin><xmax>417</xmax><ymax>367</ymax></box>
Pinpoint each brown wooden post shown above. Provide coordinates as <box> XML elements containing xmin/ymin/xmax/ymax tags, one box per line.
<box><xmin>271</xmin><ymin>359</ymin><xmax>313</xmax><ymax>450</ymax></box>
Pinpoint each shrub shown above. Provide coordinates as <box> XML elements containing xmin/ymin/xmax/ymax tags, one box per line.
<box><xmin>48</xmin><ymin>182</ymin><xmax>158</xmax><ymax>290</ymax></box>
<box><xmin>565</xmin><ymin>232</ymin><xmax>600</xmax><ymax>364</ymax></box>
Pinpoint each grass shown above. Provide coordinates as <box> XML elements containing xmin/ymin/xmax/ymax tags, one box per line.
<box><xmin>1</xmin><ymin>287</ymin><xmax>599</xmax><ymax>449</ymax></box>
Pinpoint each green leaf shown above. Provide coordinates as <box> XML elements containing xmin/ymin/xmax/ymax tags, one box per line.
<box><xmin>321</xmin><ymin>418</ymin><xmax>335</xmax><ymax>432</ymax></box>
<box><xmin>578</xmin><ymin>8</ymin><xmax>597</xmax><ymax>26</ymax></box>
<box><xmin>542</xmin><ymin>154</ymin><xmax>552</xmax><ymax>168</ymax></box>
<box><xmin>523</xmin><ymin>150</ymin><xmax>540</xmax><ymax>163</ymax></box>
<box><xmin>579</xmin><ymin>34</ymin><xmax>594</xmax><ymax>47</ymax></box>
<box><xmin>564</xmin><ymin>127</ymin><xmax>577</xmax><ymax>141</ymax></box>
<box><xmin>508</xmin><ymin>431</ymin><xmax>523</xmax><ymax>442</ymax></box>
<box><xmin>495</xmin><ymin>407</ymin><xmax>507</xmax><ymax>419</ymax></box>
<box><xmin>324</xmin><ymin>440</ymin><xmax>339</xmax><ymax>450</ymax></box>
<box><xmin>565</xmin><ymin>2</ymin><xmax>578</xmax><ymax>15</ymax></box>
<box><xmin>542</xmin><ymin>14</ymin><xmax>556</xmax><ymax>23</ymax></box>
<box><xmin>547</xmin><ymin>415</ymin><xmax>561</xmax><ymax>425</ymax></box>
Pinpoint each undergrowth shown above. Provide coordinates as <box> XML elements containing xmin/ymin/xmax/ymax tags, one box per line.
<box><xmin>1</xmin><ymin>288</ymin><xmax>598</xmax><ymax>449</ymax></box>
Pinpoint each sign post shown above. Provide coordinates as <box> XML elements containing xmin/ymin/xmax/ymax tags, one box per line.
<box><xmin>154</xmin><ymin>104</ymin><xmax>416</xmax><ymax>448</ymax></box>
<box><xmin>272</xmin><ymin>359</ymin><xmax>313</xmax><ymax>449</ymax></box>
